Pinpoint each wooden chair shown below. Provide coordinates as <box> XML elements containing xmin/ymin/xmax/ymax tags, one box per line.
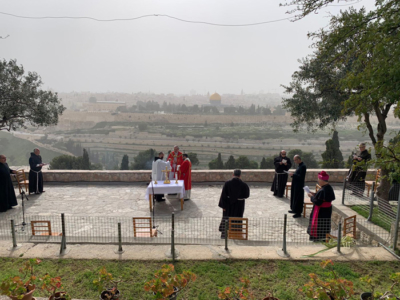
<box><xmin>14</xmin><ymin>169</ymin><xmax>29</xmax><ymax>194</ymax></box>
<box><xmin>326</xmin><ymin>215</ymin><xmax>357</xmax><ymax>242</ymax></box>
<box><xmin>133</xmin><ymin>217</ymin><xmax>157</xmax><ymax>237</ymax></box>
<box><xmin>228</xmin><ymin>217</ymin><xmax>248</xmax><ymax>240</ymax></box>
<box><xmin>366</xmin><ymin>169</ymin><xmax>381</xmax><ymax>197</ymax></box>
<box><xmin>31</xmin><ymin>221</ymin><xmax>62</xmax><ymax>236</ymax></box>
<box><xmin>303</xmin><ymin>184</ymin><xmax>322</xmax><ymax>218</ymax></box>
<box><xmin>285</xmin><ymin>182</ymin><xmax>291</xmax><ymax>198</ymax></box>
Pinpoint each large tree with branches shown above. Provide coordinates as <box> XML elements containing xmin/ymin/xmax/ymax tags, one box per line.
<box><xmin>281</xmin><ymin>0</ymin><xmax>400</xmax><ymax>201</ymax></box>
<box><xmin>0</xmin><ymin>59</ymin><xmax>65</xmax><ymax>131</ymax></box>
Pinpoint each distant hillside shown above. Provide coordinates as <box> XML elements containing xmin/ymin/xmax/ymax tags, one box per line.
<box><xmin>0</xmin><ymin>131</ymin><xmax>62</xmax><ymax>167</ymax></box>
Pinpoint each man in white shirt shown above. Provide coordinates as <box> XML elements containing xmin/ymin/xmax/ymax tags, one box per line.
<box><xmin>151</xmin><ymin>152</ymin><xmax>171</xmax><ymax>202</ymax></box>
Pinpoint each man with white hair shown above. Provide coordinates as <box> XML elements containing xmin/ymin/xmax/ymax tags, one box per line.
<box><xmin>29</xmin><ymin>148</ymin><xmax>46</xmax><ymax>194</ymax></box>
<box><xmin>347</xmin><ymin>142</ymin><xmax>371</xmax><ymax>195</ymax></box>
<box><xmin>0</xmin><ymin>154</ymin><xmax>18</xmax><ymax>212</ymax></box>
<box><xmin>167</xmin><ymin>145</ymin><xmax>183</xmax><ymax>180</ymax></box>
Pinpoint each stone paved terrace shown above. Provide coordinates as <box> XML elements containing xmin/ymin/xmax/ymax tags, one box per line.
<box><xmin>3</xmin><ymin>182</ymin><xmax>344</xmax><ymax>218</ymax></box>
<box><xmin>0</xmin><ymin>182</ymin><xmax>351</xmax><ymax>245</ymax></box>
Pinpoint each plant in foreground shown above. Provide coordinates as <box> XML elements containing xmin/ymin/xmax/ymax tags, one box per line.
<box><xmin>144</xmin><ymin>264</ymin><xmax>196</xmax><ymax>299</ymax></box>
<box><xmin>361</xmin><ymin>272</ymin><xmax>400</xmax><ymax>299</ymax></box>
<box><xmin>218</xmin><ymin>278</ymin><xmax>254</xmax><ymax>300</ymax></box>
<box><xmin>93</xmin><ymin>267</ymin><xmax>121</xmax><ymax>300</ymax></box>
<box><xmin>0</xmin><ymin>258</ymin><xmax>41</xmax><ymax>300</ymax></box>
<box><xmin>40</xmin><ymin>274</ymin><xmax>71</xmax><ymax>300</ymax></box>
<box><xmin>301</xmin><ymin>259</ymin><xmax>354</xmax><ymax>300</ymax></box>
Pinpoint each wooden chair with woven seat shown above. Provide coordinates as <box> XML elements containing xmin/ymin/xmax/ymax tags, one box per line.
<box><xmin>14</xmin><ymin>169</ymin><xmax>29</xmax><ymax>195</ymax></box>
<box><xmin>228</xmin><ymin>217</ymin><xmax>248</xmax><ymax>240</ymax></box>
<box><xmin>133</xmin><ymin>217</ymin><xmax>157</xmax><ymax>238</ymax></box>
<box><xmin>366</xmin><ymin>169</ymin><xmax>381</xmax><ymax>197</ymax></box>
<box><xmin>303</xmin><ymin>184</ymin><xmax>322</xmax><ymax>218</ymax></box>
<box><xmin>31</xmin><ymin>221</ymin><xmax>62</xmax><ymax>236</ymax></box>
<box><xmin>325</xmin><ymin>215</ymin><xmax>357</xmax><ymax>242</ymax></box>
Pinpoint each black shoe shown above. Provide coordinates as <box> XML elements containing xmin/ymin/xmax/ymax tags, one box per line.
<box><xmin>288</xmin><ymin>210</ymin><xmax>295</xmax><ymax>214</ymax></box>
<box><xmin>156</xmin><ymin>199</ymin><xmax>166</xmax><ymax>202</ymax></box>
<box><xmin>184</xmin><ymin>199</ymin><xmax>190</xmax><ymax>201</ymax></box>
<box><xmin>293</xmin><ymin>214</ymin><xmax>301</xmax><ymax>218</ymax></box>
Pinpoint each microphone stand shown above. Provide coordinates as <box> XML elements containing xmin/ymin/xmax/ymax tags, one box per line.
<box><xmin>150</xmin><ymin>174</ymin><xmax>163</xmax><ymax>235</ymax></box>
<box><xmin>15</xmin><ymin>191</ymin><xmax>29</xmax><ymax>232</ymax></box>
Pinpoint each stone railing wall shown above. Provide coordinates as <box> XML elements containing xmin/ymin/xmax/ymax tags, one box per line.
<box><xmin>41</xmin><ymin>169</ymin><xmax>371</xmax><ymax>183</ymax></box>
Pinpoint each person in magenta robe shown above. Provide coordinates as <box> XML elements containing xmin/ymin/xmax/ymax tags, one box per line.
<box><xmin>307</xmin><ymin>171</ymin><xmax>336</xmax><ymax>242</ymax></box>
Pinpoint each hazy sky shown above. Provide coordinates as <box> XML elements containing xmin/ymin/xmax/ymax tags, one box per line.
<box><xmin>0</xmin><ymin>0</ymin><xmax>375</xmax><ymax>95</ymax></box>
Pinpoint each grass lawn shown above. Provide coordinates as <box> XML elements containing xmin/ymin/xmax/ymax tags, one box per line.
<box><xmin>0</xmin><ymin>259</ymin><xmax>400</xmax><ymax>299</ymax></box>
<box><xmin>351</xmin><ymin>205</ymin><xmax>393</xmax><ymax>232</ymax></box>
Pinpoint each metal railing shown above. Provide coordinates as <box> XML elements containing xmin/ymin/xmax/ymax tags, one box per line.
<box><xmin>0</xmin><ymin>212</ymin><xmax>393</xmax><ymax>250</ymax></box>
<box><xmin>342</xmin><ymin>179</ymin><xmax>400</xmax><ymax>249</ymax></box>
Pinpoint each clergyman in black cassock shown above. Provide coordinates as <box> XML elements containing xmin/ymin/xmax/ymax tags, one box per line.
<box><xmin>307</xmin><ymin>171</ymin><xmax>336</xmax><ymax>241</ymax></box>
<box><xmin>29</xmin><ymin>149</ymin><xmax>44</xmax><ymax>194</ymax></box>
<box><xmin>218</xmin><ymin>170</ymin><xmax>250</xmax><ymax>237</ymax></box>
<box><xmin>289</xmin><ymin>155</ymin><xmax>307</xmax><ymax>218</ymax></box>
<box><xmin>271</xmin><ymin>150</ymin><xmax>292</xmax><ymax>197</ymax></box>
<box><xmin>0</xmin><ymin>155</ymin><xmax>18</xmax><ymax>212</ymax></box>
<box><xmin>347</xmin><ymin>143</ymin><xmax>371</xmax><ymax>195</ymax></box>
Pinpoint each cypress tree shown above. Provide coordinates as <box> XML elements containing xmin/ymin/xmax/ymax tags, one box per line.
<box><xmin>82</xmin><ymin>148</ymin><xmax>91</xmax><ymax>170</ymax></box>
<box><xmin>321</xmin><ymin>131</ymin><xmax>344</xmax><ymax>168</ymax></box>
<box><xmin>120</xmin><ymin>154</ymin><xmax>129</xmax><ymax>170</ymax></box>
<box><xmin>224</xmin><ymin>155</ymin><xmax>236</xmax><ymax>169</ymax></box>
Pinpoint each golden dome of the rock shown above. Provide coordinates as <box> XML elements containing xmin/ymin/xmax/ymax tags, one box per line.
<box><xmin>209</xmin><ymin>93</ymin><xmax>221</xmax><ymax>101</ymax></box>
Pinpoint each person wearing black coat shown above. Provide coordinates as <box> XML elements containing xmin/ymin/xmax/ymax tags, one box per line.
<box><xmin>0</xmin><ymin>155</ymin><xmax>18</xmax><ymax>212</ymax></box>
<box><xmin>29</xmin><ymin>148</ymin><xmax>45</xmax><ymax>194</ymax></box>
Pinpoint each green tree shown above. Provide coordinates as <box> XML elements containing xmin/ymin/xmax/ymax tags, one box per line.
<box><xmin>130</xmin><ymin>149</ymin><xmax>156</xmax><ymax>170</ymax></box>
<box><xmin>187</xmin><ymin>152</ymin><xmax>199</xmax><ymax>166</ymax></box>
<box><xmin>208</xmin><ymin>153</ymin><xmax>224</xmax><ymax>169</ymax></box>
<box><xmin>321</xmin><ymin>131</ymin><xmax>344</xmax><ymax>168</ymax></box>
<box><xmin>120</xmin><ymin>154</ymin><xmax>129</xmax><ymax>170</ymax></box>
<box><xmin>287</xmin><ymin>149</ymin><xmax>319</xmax><ymax>168</ymax></box>
<box><xmin>260</xmin><ymin>156</ymin><xmax>276</xmax><ymax>169</ymax></box>
<box><xmin>281</xmin><ymin>0</ymin><xmax>400</xmax><ymax>199</ymax></box>
<box><xmin>82</xmin><ymin>149</ymin><xmax>91</xmax><ymax>170</ymax></box>
<box><xmin>224</xmin><ymin>155</ymin><xmax>236</xmax><ymax>169</ymax></box>
<box><xmin>0</xmin><ymin>59</ymin><xmax>65</xmax><ymax>131</ymax></box>
<box><xmin>235</xmin><ymin>156</ymin><xmax>258</xmax><ymax>169</ymax></box>
<box><xmin>260</xmin><ymin>157</ymin><xmax>268</xmax><ymax>169</ymax></box>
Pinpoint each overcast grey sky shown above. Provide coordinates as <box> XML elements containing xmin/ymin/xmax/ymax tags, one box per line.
<box><xmin>0</xmin><ymin>0</ymin><xmax>375</xmax><ymax>95</ymax></box>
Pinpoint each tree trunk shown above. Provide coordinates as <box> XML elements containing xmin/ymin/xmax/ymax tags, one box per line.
<box><xmin>376</xmin><ymin>168</ymin><xmax>396</xmax><ymax>218</ymax></box>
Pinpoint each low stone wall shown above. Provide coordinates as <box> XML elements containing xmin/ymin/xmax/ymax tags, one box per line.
<box><xmin>42</xmin><ymin>169</ymin><xmax>361</xmax><ymax>183</ymax></box>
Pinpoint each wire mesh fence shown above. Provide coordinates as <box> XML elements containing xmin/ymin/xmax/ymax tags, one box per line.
<box><xmin>0</xmin><ymin>211</ymin><xmax>396</xmax><ymax>249</ymax></box>
<box><xmin>342</xmin><ymin>179</ymin><xmax>400</xmax><ymax>247</ymax></box>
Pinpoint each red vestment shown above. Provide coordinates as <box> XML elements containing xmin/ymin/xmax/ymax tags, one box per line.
<box><xmin>180</xmin><ymin>159</ymin><xmax>192</xmax><ymax>191</ymax></box>
<box><xmin>167</xmin><ymin>151</ymin><xmax>183</xmax><ymax>179</ymax></box>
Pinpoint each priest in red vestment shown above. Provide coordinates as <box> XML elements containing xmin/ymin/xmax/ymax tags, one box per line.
<box><xmin>180</xmin><ymin>154</ymin><xmax>192</xmax><ymax>200</ymax></box>
<box><xmin>167</xmin><ymin>145</ymin><xmax>184</xmax><ymax>180</ymax></box>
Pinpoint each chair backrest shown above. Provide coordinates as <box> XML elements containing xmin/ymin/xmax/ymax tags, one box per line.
<box><xmin>31</xmin><ymin>221</ymin><xmax>52</xmax><ymax>236</ymax></box>
<box><xmin>375</xmin><ymin>169</ymin><xmax>381</xmax><ymax>183</ymax></box>
<box><xmin>15</xmin><ymin>169</ymin><xmax>26</xmax><ymax>183</ymax></box>
<box><xmin>133</xmin><ymin>217</ymin><xmax>153</xmax><ymax>237</ymax></box>
<box><xmin>228</xmin><ymin>217</ymin><xmax>248</xmax><ymax>240</ymax></box>
<box><xmin>15</xmin><ymin>169</ymin><xmax>28</xmax><ymax>194</ymax></box>
<box><xmin>343</xmin><ymin>215</ymin><xmax>356</xmax><ymax>239</ymax></box>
